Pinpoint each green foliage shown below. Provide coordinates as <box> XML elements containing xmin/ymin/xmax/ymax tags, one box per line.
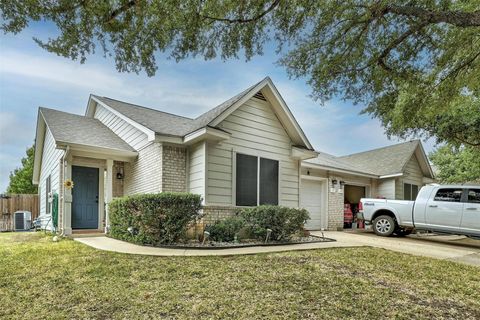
<box><xmin>205</xmin><ymin>215</ymin><xmax>245</xmax><ymax>242</ymax></box>
<box><xmin>109</xmin><ymin>192</ymin><xmax>202</xmax><ymax>245</ymax></box>
<box><xmin>7</xmin><ymin>145</ymin><xmax>37</xmax><ymax>194</ymax></box>
<box><xmin>240</xmin><ymin>205</ymin><xmax>309</xmax><ymax>241</ymax></box>
<box><xmin>430</xmin><ymin>144</ymin><xmax>480</xmax><ymax>183</ymax></box>
<box><xmin>2</xmin><ymin>1</ymin><xmax>479</xmax><ymax>147</ymax></box>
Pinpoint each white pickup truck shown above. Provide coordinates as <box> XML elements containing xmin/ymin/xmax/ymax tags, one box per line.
<box><xmin>359</xmin><ymin>185</ymin><xmax>480</xmax><ymax>238</ymax></box>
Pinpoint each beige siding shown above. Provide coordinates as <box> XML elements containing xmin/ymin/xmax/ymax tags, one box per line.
<box><xmin>94</xmin><ymin>104</ymin><xmax>149</xmax><ymax>150</ymax></box>
<box><xmin>123</xmin><ymin>143</ymin><xmax>162</xmax><ymax>195</ymax></box>
<box><xmin>39</xmin><ymin>128</ymin><xmax>64</xmax><ymax>220</ymax></box>
<box><xmin>206</xmin><ymin>97</ymin><xmax>299</xmax><ymax>207</ymax></box>
<box><xmin>396</xmin><ymin>154</ymin><xmax>424</xmax><ymax>199</ymax></box>
<box><xmin>375</xmin><ymin>178</ymin><xmax>395</xmax><ymax>199</ymax></box>
<box><xmin>188</xmin><ymin>142</ymin><xmax>206</xmax><ymax>200</ymax></box>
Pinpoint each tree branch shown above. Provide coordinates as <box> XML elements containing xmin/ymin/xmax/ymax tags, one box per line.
<box><xmin>384</xmin><ymin>5</ymin><xmax>480</xmax><ymax>27</ymax></box>
<box><xmin>376</xmin><ymin>21</ymin><xmax>429</xmax><ymax>72</ymax></box>
<box><xmin>105</xmin><ymin>0</ymin><xmax>138</xmax><ymax>24</ymax></box>
<box><xmin>199</xmin><ymin>0</ymin><xmax>280</xmax><ymax>24</ymax></box>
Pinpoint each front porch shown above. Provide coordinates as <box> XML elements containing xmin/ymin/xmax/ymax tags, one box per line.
<box><xmin>59</xmin><ymin>148</ymin><xmax>135</xmax><ymax>236</ymax></box>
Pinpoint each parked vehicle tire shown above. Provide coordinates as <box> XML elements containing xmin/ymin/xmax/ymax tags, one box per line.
<box><xmin>373</xmin><ymin>215</ymin><xmax>396</xmax><ymax>237</ymax></box>
<box><xmin>394</xmin><ymin>228</ymin><xmax>413</xmax><ymax>237</ymax></box>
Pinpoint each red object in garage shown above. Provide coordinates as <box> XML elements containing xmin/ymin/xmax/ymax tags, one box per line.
<box><xmin>344</xmin><ymin>203</ymin><xmax>353</xmax><ymax>227</ymax></box>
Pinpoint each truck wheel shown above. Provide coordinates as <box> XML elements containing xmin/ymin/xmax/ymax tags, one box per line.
<box><xmin>394</xmin><ymin>229</ymin><xmax>412</xmax><ymax>237</ymax></box>
<box><xmin>373</xmin><ymin>215</ymin><xmax>396</xmax><ymax>237</ymax></box>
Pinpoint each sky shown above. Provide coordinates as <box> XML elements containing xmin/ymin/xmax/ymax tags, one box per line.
<box><xmin>0</xmin><ymin>22</ymin><xmax>436</xmax><ymax>192</ymax></box>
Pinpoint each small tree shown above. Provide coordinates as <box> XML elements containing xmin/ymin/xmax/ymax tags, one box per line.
<box><xmin>7</xmin><ymin>145</ymin><xmax>38</xmax><ymax>194</ymax></box>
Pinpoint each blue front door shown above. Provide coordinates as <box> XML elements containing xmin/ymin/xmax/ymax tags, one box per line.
<box><xmin>72</xmin><ymin>166</ymin><xmax>99</xmax><ymax>229</ymax></box>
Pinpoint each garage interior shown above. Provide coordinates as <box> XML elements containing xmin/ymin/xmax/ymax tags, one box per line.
<box><xmin>344</xmin><ymin>185</ymin><xmax>366</xmax><ymax>229</ymax></box>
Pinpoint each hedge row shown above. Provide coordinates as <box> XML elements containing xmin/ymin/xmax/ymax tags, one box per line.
<box><xmin>109</xmin><ymin>193</ymin><xmax>310</xmax><ymax>245</ymax></box>
<box><xmin>206</xmin><ymin>206</ymin><xmax>310</xmax><ymax>242</ymax></box>
<box><xmin>109</xmin><ymin>193</ymin><xmax>202</xmax><ymax>245</ymax></box>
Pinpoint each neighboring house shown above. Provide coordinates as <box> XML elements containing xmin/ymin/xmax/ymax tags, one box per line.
<box><xmin>33</xmin><ymin>77</ymin><xmax>434</xmax><ymax>234</ymax></box>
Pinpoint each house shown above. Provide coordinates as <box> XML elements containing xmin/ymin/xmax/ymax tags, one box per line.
<box><xmin>32</xmin><ymin>77</ymin><xmax>434</xmax><ymax>234</ymax></box>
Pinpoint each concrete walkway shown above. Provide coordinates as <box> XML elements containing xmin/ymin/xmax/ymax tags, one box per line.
<box><xmin>74</xmin><ymin>235</ymin><xmax>357</xmax><ymax>257</ymax></box>
<box><xmin>74</xmin><ymin>231</ymin><xmax>480</xmax><ymax>266</ymax></box>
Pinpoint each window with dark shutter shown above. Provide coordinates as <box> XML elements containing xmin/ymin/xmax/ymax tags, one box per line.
<box><xmin>260</xmin><ymin>158</ymin><xmax>279</xmax><ymax>205</ymax></box>
<box><xmin>236</xmin><ymin>154</ymin><xmax>258</xmax><ymax>206</ymax></box>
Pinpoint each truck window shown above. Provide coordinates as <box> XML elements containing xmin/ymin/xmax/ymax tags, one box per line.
<box><xmin>403</xmin><ymin>183</ymin><xmax>419</xmax><ymax>200</ymax></box>
<box><xmin>433</xmin><ymin>188</ymin><xmax>463</xmax><ymax>202</ymax></box>
<box><xmin>467</xmin><ymin>189</ymin><xmax>480</xmax><ymax>203</ymax></box>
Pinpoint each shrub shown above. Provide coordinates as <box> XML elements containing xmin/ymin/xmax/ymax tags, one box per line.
<box><xmin>109</xmin><ymin>193</ymin><xmax>202</xmax><ymax>245</ymax></box>
<box><xmin>205</xmin><ymin>216</ymin><xmax>245</xmax><ymax>242</ymax></box>
<box><xmin>240</xmin><ymin>205</ymin><xmax>309</xmax><ymax>241</ymax></box>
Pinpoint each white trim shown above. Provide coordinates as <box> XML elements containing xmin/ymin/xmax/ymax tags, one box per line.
<box><xmin>183</xmin><ymin>127</ymin><xmax>231</xmax><ymax>145</ymax></box>
<box><xmin>379</xmin><ymin>173</ymin><xmax>403</xmax><ymax>179</ymax></box>
<box><xmin>58</xmin><ymin>143</ymin><xmax>138</xmax><ymax>162</ymax></box>
<box><xmin>291</xmin><ymin>147</ymin><xmax>319</xmax><ymax>160</ymax></box>
<box><xmin>301</xmin><ymin>162</ymin><xmax>378</xmax><ymax>178</ymax></box>
<box><xmin>90</xmin><ymin>96</ymin><xmax>156</xmax><ymax>141</ymax></box>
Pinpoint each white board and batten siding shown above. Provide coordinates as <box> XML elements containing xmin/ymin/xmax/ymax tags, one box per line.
<box><xmin>188</xmin><ymin>142</ymin><xmax>206</xmax><ymax>201</ymax></box>
<box><xmin>94</xmin><ymin>104</ymin><xmax>149</xmax><ymax>150</ymax></box>
<box><xmin>395</xmin><ymin>154</ymin><xmax>425</xmax><ymax>200</ymax></box>
<box><xmin>206</xmin><ymin>96</ymin><xmax>300</xmax><ymax>207</ymax></box>
<box><xmin>39</xmin><ymin>128</ymin><xmax>64</xmax><ymax>220</ymax></box>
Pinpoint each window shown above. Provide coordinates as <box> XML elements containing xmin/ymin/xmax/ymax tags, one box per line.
<box><xmin>235</xmin><ymin>153</ymin><xmax>279</xmax><ymax>206</ymax></box>
<box><xmin>45</xmin><ymin>175</ymin><xmax>51</xmax><ymax>214</ymax></box>
<box><xmin>403</xmin><ymin>183</ymin><xmax>419</xmax><ymax>200</ymax></box>
<box><xmin>467</xmin><ymin>189</ymin><xmax>480</xmax><ymax>203</ymax></box>
<box><xmin>434</xmin><ymin>188</ymin><xmax>463</xmax><ymax>202</ymax></box>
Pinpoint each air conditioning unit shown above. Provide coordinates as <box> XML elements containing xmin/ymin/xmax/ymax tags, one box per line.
<box><xmin>14</xmin><ymin>211</ymin><xmax>32</xmax><ymax>231</ymax></box>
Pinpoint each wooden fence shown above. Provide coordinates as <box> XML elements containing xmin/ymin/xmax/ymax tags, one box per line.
<box><xmin>1</xmin><ymin>194</ymin><xmax>39</xmax><ymax>231</ymax></box>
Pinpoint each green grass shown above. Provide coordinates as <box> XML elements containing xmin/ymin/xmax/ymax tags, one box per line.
<box><xmin>1</xmin><ymin>233</ymin><xmax>479</xmax><ymax>319</ymax></box>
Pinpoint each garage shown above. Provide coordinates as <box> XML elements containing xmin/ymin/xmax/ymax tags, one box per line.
<box><xmin>300</xmin><ymin>178</ymin><xmax>327</xmax><ymax>230</ymax></box>
<box><xmin>343</xmin><ymin>184</ymin><xmax>366</xmax><ymax>229</ymax></box>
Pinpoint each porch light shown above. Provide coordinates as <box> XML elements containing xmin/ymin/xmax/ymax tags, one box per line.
<box><xmin>331</xmin><ymin>179</ymin><xmax>338</xmax><ymax>188</ymax></box>
<box><xmin>339</xmin><ymin>181</ymin><xmax>345</xmax><ymax>188</ymax></box>
<box><xmin>116</xmin><ymin>167</ymin><xmax>124</xmax><ymax>180</ymax></box>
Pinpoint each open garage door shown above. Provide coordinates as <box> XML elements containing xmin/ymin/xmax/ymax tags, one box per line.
<box><xmin>301</xmin><ymin>179</ymin><xmax>327</xmax><ymax>230</ymax></box>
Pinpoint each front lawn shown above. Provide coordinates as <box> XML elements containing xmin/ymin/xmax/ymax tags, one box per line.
<box><xmin>1</xmin><ymin>233</ymin><xmax>479</xmax><ymax>319</ymax></box>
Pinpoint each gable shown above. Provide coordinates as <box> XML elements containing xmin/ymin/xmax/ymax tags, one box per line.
<box><xmin>218</xmin><ymin>95</ymin><xmax>294</xmax><ymax>151</ymax></box>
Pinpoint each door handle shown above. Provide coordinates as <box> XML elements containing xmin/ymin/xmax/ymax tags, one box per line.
<box><xmin>465</xmin><ymin>207</ymin><xmax>477</xmax><ymax>210</ymax></box>
<box><xmin>428</xmin><ymin>205</ymin><xmax>438</xmax><ymax>208</ymax></box>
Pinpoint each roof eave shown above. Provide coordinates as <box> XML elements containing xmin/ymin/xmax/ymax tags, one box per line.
<box><xmin>301</xmin><ymin>161</ymin><xmax>379</xmax><ymax>178</ymax></box>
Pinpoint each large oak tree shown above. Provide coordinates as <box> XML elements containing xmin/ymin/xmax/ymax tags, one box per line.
<box><xmin>2</xmin><ymin>1</ymin><xmax>479</xmax><ymax>181</ymax></box>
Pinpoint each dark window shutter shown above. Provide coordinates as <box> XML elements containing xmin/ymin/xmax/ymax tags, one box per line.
<box><xmin>46</xmin><ymin>175</ymin><xmax>51</xmax><ymax>214</ymax></box>
<box><xmin>403</xmin><ymin>183</ymin><xmax>411</xmax><ymax>200</ymax></box>
<box><xmin>412</xmin><ymin>185</ymin><xmax>419</xmax><ymax>200</ymax></box>
<box><xmin>259</xmin><ymin>158</ymin><xmax>279</xmax><ymax>205</ymax></box>
<box><xmin>236</xmin><ymin>154</ymin><xmax>258</xmax><ymax>206</ymax></box>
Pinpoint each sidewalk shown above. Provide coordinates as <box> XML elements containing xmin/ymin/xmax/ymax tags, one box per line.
<box><xmin>74</xmin><ymin>233</ymin><xmax>360</xmax><ymax>257</ymax></box>
<box><xmin>74</xmin><ymin>231</ymin><xmax>480</xmax><ymax>265</ymax></box>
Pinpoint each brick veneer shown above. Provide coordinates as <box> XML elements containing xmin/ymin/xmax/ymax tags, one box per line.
<box><xmin>162</xmin><ymin>145</ymin><xmax>187</xmax><ymax>192</ymax></box>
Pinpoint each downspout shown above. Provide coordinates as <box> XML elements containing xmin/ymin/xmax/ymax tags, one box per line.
<box><xmin>59</xmin><ymin>146</ymin><xmax>70</xmax><ymax>237</ymax></box>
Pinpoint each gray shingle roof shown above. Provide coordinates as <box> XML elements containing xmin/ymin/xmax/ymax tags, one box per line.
<box><xmin>92</xmin><ymin>77</ymin><xmax>266</xmax><ymax>137</ymax></box>
<box><xmin>40</xmin><ymin>107</ymin><xmax>136</xmax><ymax>152</ymax></box>
<box><xmin>339</xmin><ymin>140</ymin><xmax>420</xmax><ymax>176</ymax></box>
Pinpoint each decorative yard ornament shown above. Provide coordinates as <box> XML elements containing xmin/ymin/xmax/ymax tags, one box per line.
<box><xmin>64</xmin><ymin>179</ymin><xmax>74</xmax><ymax>190</ymax></box>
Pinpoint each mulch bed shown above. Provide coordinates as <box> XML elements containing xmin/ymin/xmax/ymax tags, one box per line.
<box><xmin>157</xmin><ymin>234</ymin><xmax>336</xmax><ymax>250</ymax></box>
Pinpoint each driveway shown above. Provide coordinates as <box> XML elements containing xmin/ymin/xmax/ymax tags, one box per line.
<box><xmin>314</xmin><ymin>230</ymin><xmax>480</xmax><ymax>266</ymax></box>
